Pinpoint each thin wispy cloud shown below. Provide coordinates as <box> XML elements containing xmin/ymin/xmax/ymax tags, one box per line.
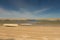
<box><xmin>34</xmin><ymin>8</ymin><xmax>50</xmax><ymax>14</ymax></box>
<box><xmin>0</xmin><ymin>8</ymin><xmax>50</xmax><ymax>19</ymax></box>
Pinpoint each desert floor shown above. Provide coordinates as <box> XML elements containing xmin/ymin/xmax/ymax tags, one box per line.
<box><xmin>0</xmin><ymin>25</ymin><xmax>60</xmax><ymax>40</ymax></box>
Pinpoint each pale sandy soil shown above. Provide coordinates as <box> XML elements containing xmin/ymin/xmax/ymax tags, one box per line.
<box><xmin>0</xmin><ymin>25</ymin><xmax>60</xmax><ymax>40</ymax></box>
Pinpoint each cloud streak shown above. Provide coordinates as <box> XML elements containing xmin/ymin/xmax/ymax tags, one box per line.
<box><xmin>34</xmin><ymin>8</ymin><xmax>50</xmax><ymax>14</ymax></box>
<box><xmin>0</xmin><ymin>8</ymin><xmax>50</xmax><ymax>19</ymax></box>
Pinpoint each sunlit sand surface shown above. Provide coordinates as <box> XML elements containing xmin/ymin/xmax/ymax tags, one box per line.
<box><xmin>0</xmin><ymin>25</ymin><xmax>60</xmax><ymax>40</ymax></box>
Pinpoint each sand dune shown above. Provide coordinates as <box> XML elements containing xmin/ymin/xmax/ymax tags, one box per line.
<box><xmin>0</xmin><ymin>25</ymin><xmax>60</xmax><ymax>40</ymax></box>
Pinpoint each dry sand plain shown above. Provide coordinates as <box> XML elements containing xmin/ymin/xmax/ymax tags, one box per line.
<box><xmin>0</xmin><ymin>25</ymin><xmax>60</xmax><ymax>40</ymax></box>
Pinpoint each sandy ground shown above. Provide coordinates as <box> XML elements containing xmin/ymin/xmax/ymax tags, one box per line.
<box><xmin>0</xmin><ymin>25</ymin><xmax>60</xmax><ymax>40</ymax></box>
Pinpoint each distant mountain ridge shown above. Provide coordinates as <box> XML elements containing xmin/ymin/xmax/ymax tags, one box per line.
<box><xmin>0</xmin><ymin>18</ymin><xmax>60</xmax><ymax>20</ymax></box>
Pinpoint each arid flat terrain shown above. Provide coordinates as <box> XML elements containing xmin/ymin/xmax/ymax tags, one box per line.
<box><xmin>0</xmin><ymin>25</ymin><xmax>60</xmax><ymax>40</ymax></box>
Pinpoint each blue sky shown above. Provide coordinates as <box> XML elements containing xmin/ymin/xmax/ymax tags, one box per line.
<box><xmin>0</xmin><ymin>0</ymin><xmax>60</xmax><ymax>19</ymax></box>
